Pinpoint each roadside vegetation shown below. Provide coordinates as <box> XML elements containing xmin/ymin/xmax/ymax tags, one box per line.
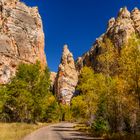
<box><xmin>0</xmin><ymin>122</ymin><xmax>47</xmax><ymax>140</ymax></box>
<box><xmin>0</xmin><ymin>61</ymin><xmax>60</xmax><ymax>123</ymax></box>
<box><xmin>0</xmin><ymin>61</ymin><xmax>60</xmax><ymax>139</ymax></box>
<box><xmin>70</xmin><ymin>34</ymin><xmax>140</xmax><ymax>139</ymax></box>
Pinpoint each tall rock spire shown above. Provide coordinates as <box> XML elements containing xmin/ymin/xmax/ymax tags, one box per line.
<box><xmin>55</xmin><ymin>45</ymin><xmax>78</xmax><ymax>105</ymax></box>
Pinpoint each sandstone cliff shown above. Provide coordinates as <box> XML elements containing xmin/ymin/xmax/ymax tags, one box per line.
<box><xmin>0</xmin><ymin>0</ymin><xmax>46</xmax><ymax>84</ymax></box>
<box><xmin>76</xmin><ymin>7</ymin><xmax>140</xmax><ymax>71</ymax></box>
<box><xmin>50</xmin><ymin>72</ymin><xmax>57</xmax><ymax>91</ymax></box>
<box><xmin>55</xmin><ymin>45</ymin><xmax>78</xmax><ymax>105</ymax></box>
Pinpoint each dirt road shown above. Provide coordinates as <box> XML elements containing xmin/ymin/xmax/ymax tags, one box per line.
<box><xmin>22</xmin><ymin>122</ymin><xmax>102</xmax><ymax>140</ymax></box>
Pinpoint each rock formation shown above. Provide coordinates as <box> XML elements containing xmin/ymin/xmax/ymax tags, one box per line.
<box><xmin>76</xmin><ymin>7</ymin><xmax>140</xmax><ymax>71</ymax></box>
<box><xmin>50</xmin><ymin>72</ymin><xmax>57</xmax><ymax>90</ymax></box>
<box><xmin>55</xmin><ymin>45</ymin><xmax>78</xmax><ymax>105</ymax></box>
<box><xmin>0</xmin><ymin>0</ymin><xmax>46</xmax><ymax>84</ymax></box>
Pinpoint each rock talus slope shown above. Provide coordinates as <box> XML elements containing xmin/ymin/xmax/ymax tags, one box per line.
<box><xmin>0</xmin><ymin>0</ymin><xmax>46</xmax><ymax>84</ymax></box>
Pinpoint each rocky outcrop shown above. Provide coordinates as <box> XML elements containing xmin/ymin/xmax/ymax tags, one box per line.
<box><xmin>107</xmin><ymin>7</ymin><xmax>135</xmax><ymax>48</ymax></box>
<box><xmin>0</xmin><ymin>0</ymin><xmax>46</xmax><ymax>84</ymax></box>
<box><xmin>55</xmin><ymin>45</ymin><xmax>78</xmax><ymax>105</ymax></box>
<box><xmin>50</xmin><ymin>72</ymin><xmax>57</xmax><ymax>88</ymax></box>
<box><xmin>76</xmin><ymin>7</ymin><xmax>140</xmax><ymax>71</ymax></box>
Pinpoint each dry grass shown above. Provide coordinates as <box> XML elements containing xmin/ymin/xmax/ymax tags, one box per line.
<box><xmin>0</xmin><ymin>122</ymin><xmax>47</xmax><ymax>140</ymax></box>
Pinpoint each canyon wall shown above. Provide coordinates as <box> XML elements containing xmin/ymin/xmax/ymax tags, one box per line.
<box><xmin>0</xmin><ymin>0</ymin><xmax>46</xmax><ymax>84</ymax></box>
<box><xmin>76</xmin><ymin>7</ymin><xmax>140</xmax><ymax>71</ymax></box>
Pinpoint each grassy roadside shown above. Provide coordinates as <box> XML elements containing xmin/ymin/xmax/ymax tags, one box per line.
<box><xmin>74</xmin><ymin>123</ymin><xmax>91</xmax><ymax>133</ymax></box>
<box><xmin>74</xmin><ymin>123</ymin><xmax>140</xmax><ymax>140</ymax></box>
<box><xmin>0</xmin><ymin>122</ymin><xmax>48</xmax><ymax>140</ymax></box>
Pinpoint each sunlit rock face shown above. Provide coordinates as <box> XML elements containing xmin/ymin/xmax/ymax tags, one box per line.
<box><xmin>50</xmin><ymin>72</ymin><xmax>57</xmax><ymax>91</ymax></box>
<box><xmin>55</xmin><ymin>45</ymin><xmax>78</xmax><ymax>105</ymax></box>
<box><xmin>0</xmin><ymin>0</ymin><xmax>46</xmax><ymax>84</ymax></box>
<box><xmin>76</xmin><ymin>7</ymin><xmax>140</xmax><ymax>72</ymax></box>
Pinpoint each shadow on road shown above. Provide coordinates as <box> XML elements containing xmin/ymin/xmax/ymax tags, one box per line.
<box><xmin>53</xmin><ymin>126</ymin><xmax>74</xmax><ymax>129</ymax></box>
<box><xmin>53</xmin><ymin>129</ymin><xmax>77</xmax><ymax>132</ymax></box>
<box><xmin>52</xmin><ymin>125</ymin><xmax>102</xmax><ymax>140</ymax></box>
<box><xmin>61</xmin><ymin>133</ymin><xmax>103</xmax><ymax>140</ymax></box>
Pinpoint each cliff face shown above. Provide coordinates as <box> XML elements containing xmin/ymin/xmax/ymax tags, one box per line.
<box><xmin>76</xmin><ymin>7</ymin><xmax>140</xmax><ymax>71</ymax></box>
<box><xmin>50</xmin><ymin>72</ymin><xmax>57</xmax><ymax>91</ymax></box>
<box><xmin>54</xmin><ymin>45</ymin><xmax>78</xmax><ymax>105</ymax></box>
<box><xmin>0</xmin><ymin>0</ymin><xmax>46</xmax><ymax>84</ymax></box>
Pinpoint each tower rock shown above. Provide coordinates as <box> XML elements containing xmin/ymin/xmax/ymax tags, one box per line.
<box><xmin>0</xmin><ymin>0</ymin><xmax>46</xmax><ymax>84</ymax></box>
<box><xmin>55</xmin><ymin>45</ymin><xmax>78</xmax><ymax>105</ymax></box>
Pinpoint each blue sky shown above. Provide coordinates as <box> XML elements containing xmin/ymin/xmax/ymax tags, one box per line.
<box><xmin>21</xmin><ymin>0</ymin><xmax>140</xmax><ymax>72</ymax></box>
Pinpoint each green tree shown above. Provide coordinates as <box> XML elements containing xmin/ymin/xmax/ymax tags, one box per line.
<box><xmin>73</xmin><ymin>67</ymin><xmax>99</xmax><ymax>124</ymax></box>
<box><xmin>1</xmin><ymin>62</ymin><xmax>53</xmax><ymax>123</ymax></box>
<box><xmin>120</xmin><ymin>34</ymin><xmax>140</xmax><ymax>107</ymax></box>
<box><xmin>71</xmin><ymin>95</ymin><xmax>87</xmax><ymax>121</ymax></box>
<box><xmin>97</xmin><ymin>36</ymin><xmax>119</xmax><ymax>76</ymax></box>
<box><xmin>119</xmin><ymin>34</ymin><xmax>140</xmax><ymax>131</ymax></box>
<box><xmin>41</xmin><ymin>95</ymin><xmax>61</xmax><ymax>122</ymax></box>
